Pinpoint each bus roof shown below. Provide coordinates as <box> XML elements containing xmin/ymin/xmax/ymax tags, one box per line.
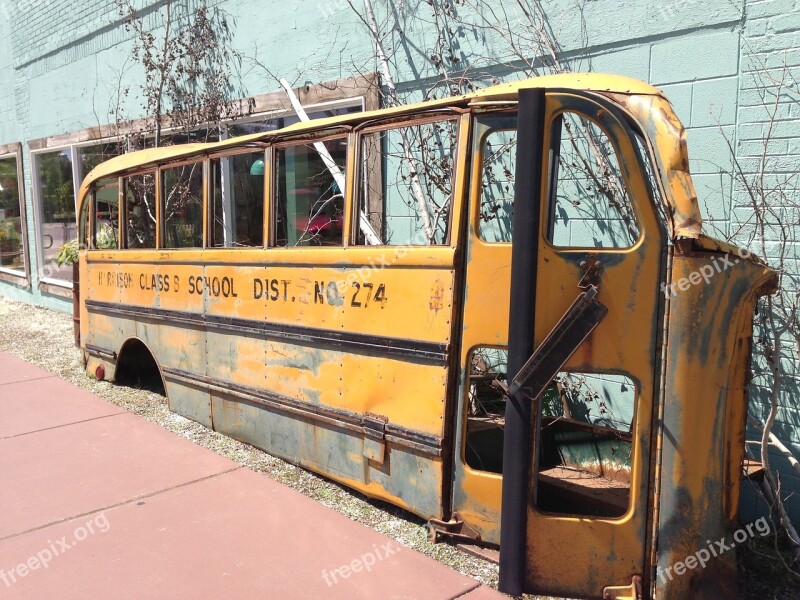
<box><xmin>78</xmin><ymin>73</ymin><xmax>663</xmax><ymax>196</ymax></box>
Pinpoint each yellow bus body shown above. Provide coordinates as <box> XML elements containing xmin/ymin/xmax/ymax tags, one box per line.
<box><xmin>76</xmin><ymin>73</ymin><xmax>777</xmax><ymax>599</ymax></box>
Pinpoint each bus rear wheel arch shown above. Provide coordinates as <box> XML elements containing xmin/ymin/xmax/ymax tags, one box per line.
<box><xmin>114</xmin><ymin>338</ymin><xmax>166</xmax><ymax>395</ymax></box>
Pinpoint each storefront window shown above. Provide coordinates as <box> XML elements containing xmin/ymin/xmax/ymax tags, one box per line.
<box><xmin>34</xmin><ymin>150</ymin><xmax>76</xmax><ymax>282</ymax></box>
<box><xmin>0</xmin><ymin>154</ymin><xmax>25</xmax><ymax>273</ymax></box>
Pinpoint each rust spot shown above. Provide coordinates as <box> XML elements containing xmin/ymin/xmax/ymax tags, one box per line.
<box><xmin>430</xmin><ymin>279</ymin><xmax>444</xmax><ymax>313</ymax></box>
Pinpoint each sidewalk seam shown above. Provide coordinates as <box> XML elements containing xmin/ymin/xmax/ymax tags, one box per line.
<box><xmin>0</xmin><ymin>374</ymin><xmax>58</xmax><ymax>387</ymax></box>
<box><xmin>0</xmin><ymin>466</ymin><xmax>244</xmax><ymax>543</ymax></box>
<box><xmin>449</xmin><ymin>581</ymin><xmax>483</xmax><ymax>599</ymax></box>
<box><xmin>0</xmin><ymin>411</ymin><xmax>128</xmax><ymax>441</ymax></box>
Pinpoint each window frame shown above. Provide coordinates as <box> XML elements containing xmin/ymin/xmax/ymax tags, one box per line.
<box><xmin>225</xmin><ymin>96</ymin><xmax>365</xmax><ymax>138</ymax></box>
<box><xmin>207</xmin><ymin>146</ymin><xmax>269</xmax><ymax>250</ymax></box>
<box><xmin>30</xmin><ymin>144</ymin><xmax>80</xmax><ymax>290</ymax></box>
<box><xmin>533</xmin><ymin>368</ymin><xmax>639</xmax><ymax>520</ymax></box>
<box><xmin>544</xmin><ymin>108</ymin><xmax>642</xmax><ymax>251</ymax></box>
<box><xmin>270</xmin><ymin>132</ymin><xmax>350</xmax><ymax>249</ymax></box>
<box><xmin>89</xmin><ymin>177</ymin><xmax>122</xmax><ymax>251</ymax></box>
<box><xmin>159</xmin><ymin>158</ymin><xmax>208</xmax><ymax>251</ymax></box>
<box><xmin>0</xmin><ymin>143</ymin><xmax>31</xmax><ymax>284</ymax></box>
<box><xmin>22</xmin><ymin>74</ymin><xmax>374</xmax><ymax>293</ymax></box>
<box><xmin>120</xmin><ymin>169</ymin><xmax>159</xmax><ymax>251</ymax></box>
<box><xmin>353</xmin><ymin>113</ymin><xmax>461</xmax><ymax>247</ymax></box>
<box><xmin>473</xmin><ymin>110</ymin><xmax>518</xmax><ymax>245</ymax></box>
<box><xmin>29</xmin><ymin>136</ymin><xmax>127</xmax><ymax>293</ymax></box>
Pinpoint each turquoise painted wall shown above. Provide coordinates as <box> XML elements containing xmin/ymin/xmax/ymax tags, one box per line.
<box><xmin>1</xmin><ymin>0</ymin><xmax>799</xmax><ymax>521</ymax></box>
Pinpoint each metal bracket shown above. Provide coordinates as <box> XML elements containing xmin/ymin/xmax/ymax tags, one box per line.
<box><xmin>427</xmin><ymin>512</ymin><xmax>483</xmax><ymax>544</ymax></box>
<box><xmin>506</xmin><ymin>286</ymin><xmax>608</xmax><ymax>400</ymax></box>
<box><xmin>363</xmin><ymin>413</ymin><xmax>388</xmax><ymax>465</ymax></box>
<box><xmin>603</xmin><ymin>575</ymin><xmax>642</xmax><ymax>600</ymax></box>
<box><xmin>578</xmin><ymin>254</ymin><xmax>603</xmax><ymax>290</ymax></box>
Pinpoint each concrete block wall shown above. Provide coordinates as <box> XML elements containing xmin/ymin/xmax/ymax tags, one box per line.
<box><xmin>0</xmin><ymin>0</ymin><xmax>799</xmax><ymax>520</ymax></box>
<box><xmin>736</xmin><ymin>0</ymin><xmax>800</xmax><ymax>522</ymax></box>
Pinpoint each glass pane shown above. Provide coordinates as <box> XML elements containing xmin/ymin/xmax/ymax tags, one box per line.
<box><xmin>80</xmin><ymin>142</ymin><xmax>123</xmax><ymax>176</ymax></box>
<box><xmin>35</xmin><ymin>150</ymin><xmax>75</xmax><ymax>281</ymax></box>
<box><xmin>358</xmin><ymin>120</ymin><xmax>457</xmax><ymax>246</ymax></box>
<box><xmin>479</xmin><ymin>121</ymin><xmax>517</xmax><ymax>243</ymax></box>
<box><xmin>163</xmin><ymin>163</ymin><xmax>203</xmax><ymax>249</ymax></box>
<box><xmin>211</xmin><ymin>152</ymin><xmax>264</xmax><ymax>248</ymax></box>
<box><xmin>465</xmin><ymin>347</ymin><xmax>508</xmax><ymax>474</ymax></box>
<box><xmin>274</xmin><ymin>139</ymin><xmax>346</xmax><ymax>247</ymax></box>
<box><xmin>0</xmin><ymin>156</ymin><xmax>25</xmax><ymax>271</ymax></box>
<box><xmin>535</xmin><ymin>371</ymin><xmax>636</xmax><ymax>518</ymax></box>
<box><xmin>124</xmin><ymin>173</ymin><xmax>157</xmax><ymax>249</ymax></box>
<box><xmin>549</xmin><ymin>112</ymin><xmax>639</xmax><ymax>248</ymax></box>
<box><xmin>79</xmin><ymin>194</ymin><xmax>90</xmax><ymax>249</ymax></box>
<box><xmin>94</xmin><ymin>178</ymin><xmax>119</xmax><ymax>250</ymax></box>
<box><xmin>166</xmin><ymin>129</ymin><xmax>220</xmax><ymax>145</ymax></box>
<box><xmin>227</xmin><ymin>105</ymin><xmax>362</xmax><ymax>138</ymax></box>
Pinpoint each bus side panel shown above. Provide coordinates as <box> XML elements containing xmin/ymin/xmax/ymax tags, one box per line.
<box><xmin>83</xmin><ymin>259</ymin><xmax>123</xmax><ymax>378</ymax></box>
<box><xmin>200</xmin><ymin>264</ymin><xmax>453</xmax><ymax>439</ymax></box>
<box><xmin>84</xmin><ymin>260</ymin><xmax>212</xmax><ymax>425</ymax></box>
<box><xmin>210</xmin><ymin>393</ymin><xmax>443</xmax><ymax>518</ymax></box>
<box><xmin>200</xmin><ymin>262</ymin><xmax>452</xmax><ymax>518</ymax></box>
<box><xmin>655</xmin><ymin>252</ymin><xmax>774</xmax><ymax>599</ymax></box>
<box><xmin>160</xmin><ymin>323</ymin><xmax>211</xmax><ymax>427</ymax></box>
<box><xmin>83</xmin><ymin>257</ymin><xmax>454</xmax><ymax>519</ymax></box>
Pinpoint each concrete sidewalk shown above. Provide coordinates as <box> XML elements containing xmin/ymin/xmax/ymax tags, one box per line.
<box><xmin>0</xmin><ymin>351</ymin><xmax>504</xmax><ymax>599</ymax></box>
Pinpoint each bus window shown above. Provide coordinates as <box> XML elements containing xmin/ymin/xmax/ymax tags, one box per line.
<box><xmin>478</xmin><ymin>117</ymin><xmax>517</xmax><ymax>243</ymax></box>
<box><xmin>535</xmin><ymin>372</ymin><xmax>636</xmax><ymax>518</ymax></box>
<box><xmin>93</xmin><ymin>178</ymin><xmax>119</xmax><ymax>250</ymax></box>
<box><xmin>210</xmin><ymin>151</ymin><xmax>265</xmax><ymax>248</ymax></box>
<box><xmin>273</xmin><ymin>138</ymin><xmax>346</xmax><ymax>247</ymax></box>
<box><xmin>123</xmin><ymin>172</ymin><xmax>156</xmax><ymax>249</ymax></box>
<box><xmin>162</xmin><ymin>162</ymin><xmax>203</xmax><ymax>249</ymax></box>
<box><xmin>79</xmin><ymin>192</ymin><xmax>91</xmax><ymax>249</ymax></box>
<box><xmin>548</xmin><ymin>112</ymin><xmax>639</xmax><ymax>248</ymax></box>
<box><xmin>465</xmin><ymin>346</ymin><xmax>507</xmax><ymax>474</ymax></box>
<box><xmin>357</xmin><ymin>119</ymin><xmax>457</xmax><ymax>246</ymax></box>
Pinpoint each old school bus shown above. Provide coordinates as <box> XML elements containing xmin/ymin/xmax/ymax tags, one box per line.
<box><xmin>76</xmin><ymin>74</ymin><xmax>776</xmax><ymax>599</ymax></box>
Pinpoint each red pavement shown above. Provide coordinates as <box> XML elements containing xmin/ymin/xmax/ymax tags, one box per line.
<box><xmin>0</xmin><ymin>351</ymin><xmax>505</xmax><ymax>599</ymax></box>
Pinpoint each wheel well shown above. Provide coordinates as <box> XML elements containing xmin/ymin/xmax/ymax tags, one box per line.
<box><xmin>115</xmin><ymin>339</ymin><xmax>165</xmax><ymax>394</ymax></box>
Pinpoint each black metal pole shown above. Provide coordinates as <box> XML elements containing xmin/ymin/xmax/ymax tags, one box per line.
<box><xmin>498</xmin><ymin>87</ymin><xmax>546</xmax><ymax>596</ymax></box>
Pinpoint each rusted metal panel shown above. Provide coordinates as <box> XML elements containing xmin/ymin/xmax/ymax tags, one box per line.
<box><xmin>517</xmin><ymin>92</ymin><xmax>664</xmax><ymax>599</ymax></box>
<box><xmin>654</xmin><ymin>250</ymin><xmax>776</xmax><ymax>600</ymax></box>
<box><xmin>209</xmin><ymin>388</ymin><xmax>444</xmax><ymax>518</ymax></box>
<box><xmin>616</xmin><ymin>93</ymin><xmax>703</xmax><ymax>239</ymax></box>
<box><xmin>82</xmin><ymin>245</ymin><xmax>456</xmax><ymax>519</ymax></box>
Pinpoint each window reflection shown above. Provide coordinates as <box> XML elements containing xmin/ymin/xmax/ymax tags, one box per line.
<box><xmin>0</xmin><ymin>155</ymin><xmax>25</xmax><ymax>272</ymax></box>
<box><xmin>35</xmin><ymin>150</ymin><xmax>75</xmax><ymax>281</ymax></box>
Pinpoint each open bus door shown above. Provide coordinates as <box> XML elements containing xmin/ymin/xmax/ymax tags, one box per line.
<box><xmin>498</xmin><ymin>88</ymin><xmax>667</xmax><ymax>599</ymax></box>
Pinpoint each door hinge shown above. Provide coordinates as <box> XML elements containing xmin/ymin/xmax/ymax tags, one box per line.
<box><xmin>427</xmin><ymin>512</ymin><xmax>483</xmax><ymax>544</ymax></box>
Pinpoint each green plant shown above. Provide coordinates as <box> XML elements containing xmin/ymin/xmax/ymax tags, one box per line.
<box><xmin>0</xmin><ymin>225</ymin><xmax>21</xmax><ymax>245</ymax></box>
<box><xmin>55</xmin><ymin>239</ymin><xmax>79</xmax><ymax>266</ymax></box>
<box><xmin>95</xmin><ymin>223</ymin><xmax>118</xmax><ymax>249</ymax></box>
